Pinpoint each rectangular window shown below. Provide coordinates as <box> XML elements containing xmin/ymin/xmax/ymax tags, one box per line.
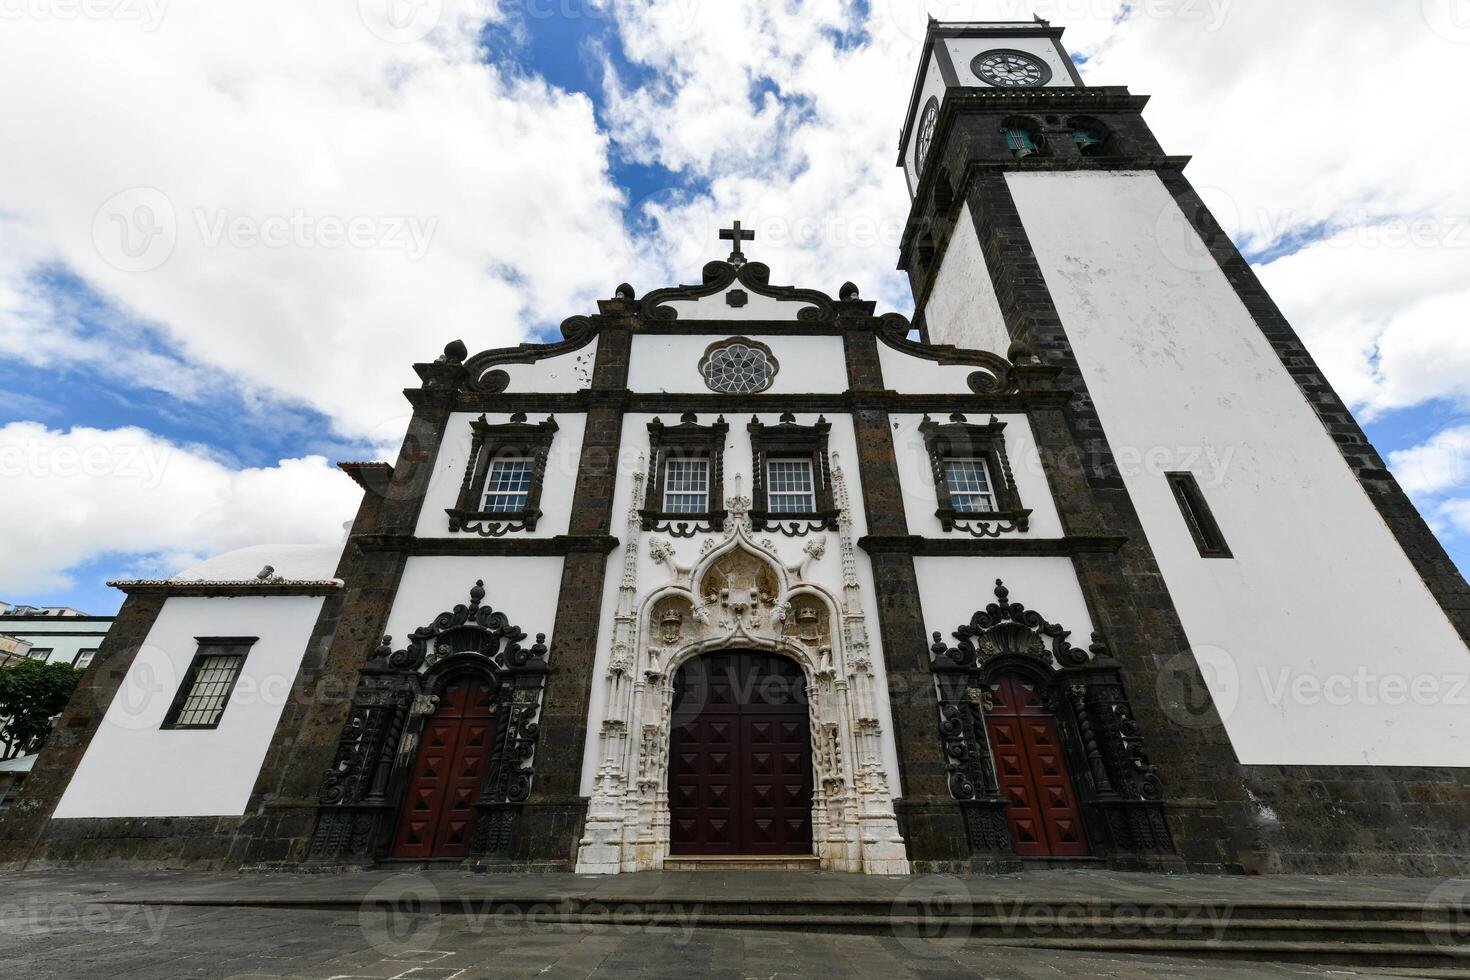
<box><xmin>944</xmin><ymin>459</ymin><xmax>998</xmax><ymax>513</ymax></box>
<box><xmin>481</xmin><ymin>457</ymin><xmax>533</xmax><ymax>513</ymax></box>
<box><xmin>161</xmin><ymin>639</ymin><xmax>256</xmax><ymax>730</ymax></box>
<box><xmin>1166</xmin><ymin>472</ymin><xmax>1232</xmax><ymax>559</ymax></box>
<box><xmin>25</xmin><ymin>647</ymin><xmax>52</xmax><ymax>662</ymax></box>
<box><xmin>767</xmin><ymin>459</ymin><xmax>816</xmax><ymax>513</ymax></box>
<box><xmin>663</xmin><ymin>458</ymin><xmax>710</xmax><ymax>513</ymax></box>
<box><xmin>73</xmin><ymin>649</ymin><xmax>97</xmax><ymax>669</ymax></box>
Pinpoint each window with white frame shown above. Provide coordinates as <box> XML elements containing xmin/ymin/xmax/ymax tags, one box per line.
<box><xmin>663</xmin><ymin>458</ymin><xmax>710</xmax><ymax>513</ymax></box>
<box><xmin>481</xmin><ymin>457</ymin><xmax>534</xmax><ymax>513</ymax></box>
<box><xmin>73</xmin><ymin>649</ymin><xmax>97</xmax><ymax>669</ymax></box>
<box><xmin>767</xmin><ymin>459</ymin><xmax>815</xmax><ymax>513</ymax></box>
<box><xmin>25</xmin><ymin>647</ymin><xmax>52</xmax><ymax>662</ymax></box>
<box><xmin>943</xmin><ymin>458</ymin><xmax>998</xmax><ymax>513</ymax></box>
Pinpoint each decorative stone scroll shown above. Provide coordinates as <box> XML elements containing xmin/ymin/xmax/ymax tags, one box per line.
<box><xmin>308</xmin><ymin>581</ymin><xmax>549</xmax><ymax>866</ymax></box>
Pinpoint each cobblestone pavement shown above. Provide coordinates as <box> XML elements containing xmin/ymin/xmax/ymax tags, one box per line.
<box><xmin>3</xmin><ymin>868</ymin><xmax>1464</xmax><ymax>979</ymax></box>
<box><xmin>0</xmin><ymin>901</ymin><xmax>1381</xmax><ymax>980</ymax></box>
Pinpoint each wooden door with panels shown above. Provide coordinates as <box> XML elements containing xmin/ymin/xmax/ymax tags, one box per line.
<box><xmin>390</xmin><ymin>676</ymin><xmax>495</xmax><ymax>859</ymax></box>
<box><xmin>668</xmin><ymin>651</ymin><xmax>813</xmax><ymax>855</ymax></box>
<box><xmin>984</xmin><ymin>673</ymin><xmax>1089</xmax><ymax>857</ymax></box>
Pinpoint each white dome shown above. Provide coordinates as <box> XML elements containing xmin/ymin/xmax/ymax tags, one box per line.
<box><xmin>171</xmin><ymin>542</ymin><xmax>344</xmax><ymax>583</ymax></box>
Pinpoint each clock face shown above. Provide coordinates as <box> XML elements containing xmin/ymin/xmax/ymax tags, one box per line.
<box><xmin>915</xmin><ymin>97</ymin><xmax>939</xmax><ymax>172</ymax></box>
<box><xmin>971</xmin><ymin>50</ymin><xmax>1052</xmax><ymax>88</ymax></box>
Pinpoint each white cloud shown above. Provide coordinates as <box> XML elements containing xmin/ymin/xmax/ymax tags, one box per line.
<box><xmin>0</xmin><ymin>422</ymin><xmax>361</xmax><ymax>594</ymax></box>
<box><xmin>0</xmin><ymin>1</ymin><xmax>639</xmax><ymax>439</ymax></box>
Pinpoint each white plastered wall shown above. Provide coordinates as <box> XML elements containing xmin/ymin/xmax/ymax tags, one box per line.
<box><xmin>915</xmin><ymin>556</ymin><xmax>1096</xmax><ymax>651</ymax></box>
<box><xmin>921</xmin><ymin>205</ymin><xmax>1010</xmax><ymax>356</ymax></box>
<box><xmin>944</xmin><ymin>36</ymin><xmax>1077</xmax><ymax>89</ymax></box>
<box><xmin>889</xmin><ymin>413</ymin><xmax>1063</xmax><ymax>540</ymax></box>
<box><xmin>54</xmin><ymin>595</ymin><xmax>325</xmax><ymax>818</ymax></box>
<box><xmin>484</xmin><ymin>338</ymin><xmax>596</xmax><ymax>393</ymax></box>
<box><xmin>660</xmin><ymin>286</ymin><xmax>816</xmax><ymax>321</ymax></box>
<box><xmin>1006</xmin><ymin>169</ymin><xmax>1470</xmax><ymax>766</ymax></box>
<box><xmin>627</xmin><ymin>334</ymin><xmax>848</xmax><ymax>394</ymax></box>
<box><xmin>415</xmin><ymin>412</ymin><xmax>585</xmax><ymax>539</ymax></box>
<box><xmin>578</xmin><ymin>412</ymin><xmax>904</xmax><ymax>797</ymax></box>
<box><xmin>383</xmin><ymin>555</ymin><xmax>564</xmax><ymax>650</ymax></box>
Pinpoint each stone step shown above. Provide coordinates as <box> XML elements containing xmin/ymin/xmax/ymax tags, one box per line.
<box><xmin>662</xmin><ymin>855</ymin><xmax>823</xmax><ymax>871</ymax></box>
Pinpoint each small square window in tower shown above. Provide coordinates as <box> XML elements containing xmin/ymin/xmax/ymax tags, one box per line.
<box><xmin>920</xmin><ymin>414</ymin><xmax>1031</xmax><ymax>537</ymax></box>
<box><xmin>448</xmin><ymin>413</ymin><xmax>558</xmax><ymax>534</ymax></box>
<box><xmin>161</xmin><ymin>638</ymin><xmax>257</xmax><ymax>730</ymax></box>
<box><xmin>641</xmin><ymin>413</ymin><xmax>728</xmax><ymax>534</ymax></box>
<box><xmin>747</xmin><ymin>413</ymin><xmax>838</xmax><ymax>534</ymax></box>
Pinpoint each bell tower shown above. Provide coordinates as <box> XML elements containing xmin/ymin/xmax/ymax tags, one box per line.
<box><xmin>898</xmin><ymin>19</ymin><xmax>1470</xmax><ymax>866</ymax></box>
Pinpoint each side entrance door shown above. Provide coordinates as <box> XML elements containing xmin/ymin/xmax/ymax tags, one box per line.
<box><xmin>668</xmin><ymin>652</ymin><xmax>813</xmax><ymax>855</ymax></box>
<box><xmin>984</xmin><ymin>673</ymin><xmax>1090</xmax><ymax>857</ymax></box>
<box><xmin>390</xmin><ymin>676</ymin><xmax>495</xmax><ymax>859</ymax></box>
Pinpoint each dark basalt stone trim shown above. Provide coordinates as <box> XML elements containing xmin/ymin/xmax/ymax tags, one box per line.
<box><xmin>439</xmin><ymin>391</ymin><xmax>1075</xmax><ymax>416</ymax></box>
<box><xmin>351</xmin><ymin>534</ymin><xmax>619</xmax><ymax>557</ymax></box>
<box><xmin>639</xmin><ymin>260</ymin><xmax>836</xmax><ymax>322</ymax></box>
<box><xmin>1159</xmin><ymin>169</ymin><xmax>1470</xmax><ymax>647</ymax></box>
<box><xmin>338</xmin><ymin>461</ymin><xmax>394</xmax><ymax>496</ymax></box>
<box><xmin>858</xmin><ymin>534</ymin><xmax>1127</xmax><ymax>557</ymax></box>
<box><xmin>106</xmin><ymin>581</ymin><xmax>342</xmax><ymax>597</ymax></box>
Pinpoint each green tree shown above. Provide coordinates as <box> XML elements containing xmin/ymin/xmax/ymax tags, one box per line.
<box><xmin>0</xmin><ymin>659</ymin><xmax>83</xmax><ymax>757</ymax></box>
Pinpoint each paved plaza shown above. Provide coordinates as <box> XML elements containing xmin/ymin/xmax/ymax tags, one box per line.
<box><xmin>3</xmin><ymin>868</ymin><xmax>1469</xmax><ymax>979</ymax></box>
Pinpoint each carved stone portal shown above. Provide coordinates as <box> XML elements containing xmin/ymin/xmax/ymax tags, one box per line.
<box><xmin>577</xmin><ymin>464</ymin><xmax>908</xmax><ymax>875</ymax></box>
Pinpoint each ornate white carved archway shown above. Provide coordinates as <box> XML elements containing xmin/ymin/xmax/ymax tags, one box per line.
<box><xmin>575</xmin><ymin>461</ymin><xmax>909</xmax><ymax>874</ymax></box>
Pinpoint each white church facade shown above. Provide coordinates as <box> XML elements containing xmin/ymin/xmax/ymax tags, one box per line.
<box><xmin>3</xmin><ymin>20</ymin><xmax>1468</xmax><ymax>876</ymax></box>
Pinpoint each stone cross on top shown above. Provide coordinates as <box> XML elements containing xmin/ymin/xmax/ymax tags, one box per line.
<box><xmin>719</xmin><ymin>219</ymin><xmax>754</xmax><ymax>268</ymax></box>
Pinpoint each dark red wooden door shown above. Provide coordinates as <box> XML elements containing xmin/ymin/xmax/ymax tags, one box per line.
<box><xmin>390</xmin><ymin>676</ymin><xmax>495</xmax><ymax>859</ymax></box>
<box><xmin>985</xmin><ymin>674</ymin><xmax>1089</xmax><ymax>857</ymax></box>
<box><xmin>668</xmin><ymin>652</ymin><xmax>813</xmax><ymax>855</ymax></box>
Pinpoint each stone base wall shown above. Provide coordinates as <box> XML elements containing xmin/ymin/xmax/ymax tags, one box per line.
<box><xmin>1230</xmin><ymin>766</ymin><xmax>1470</xmax><ymax>877</ymax></box>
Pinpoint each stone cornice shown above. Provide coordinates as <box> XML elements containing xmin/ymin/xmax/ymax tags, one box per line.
<box><xmin>108</xmin><ymin>580</ymin><xmax>344</xmax><ymax>597</ymax></box>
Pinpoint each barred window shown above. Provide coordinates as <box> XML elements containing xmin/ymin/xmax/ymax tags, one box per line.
<box><xmin>944</xmin><ymin>458</ymin><xmax>998</xmax><ymax>513</ymax></box>
<box><xmin>767</xmin><ymin>459</ymin><xmax>815</xmax><ymax>513</ymax></box>
<box><xmin>162</xmin><ymin>639</ymin><xmax>255</xmax><ymax>730</ymax></box>
<box><xmin>482</xmin><ymin>458</ymin><xmax>533</xmax><ymax>513</ymax></box>
<box><xmin>663</xmin><ymin>458</ymin><xmax>710</xmax><ymax>513</ymax></box>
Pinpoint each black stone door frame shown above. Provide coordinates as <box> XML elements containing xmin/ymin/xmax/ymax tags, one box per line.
<box><xmin>308</xmin><ymin>580</ymin><xmax>549</xmax><ymax>866</ymax></box>
<box><xmin>931</xmin><ymin>580</ymin><xmax>1178</xmax><ymax>871</ymax></box>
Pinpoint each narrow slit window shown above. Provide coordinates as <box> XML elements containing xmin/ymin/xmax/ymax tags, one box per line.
<box><xmin>482</xmin><ymin>457</ymin><xmax>533</xmax><ymax>513</ymax></box>
<box><xmin>944</xmin><ymin>458</ymin><xmax>998</xmax><ymax>513</ymax></box>
<box><xmin>162</xmin><ymin>639</ymin><xmax>255</xmax><ymax>730</ymax></box>
<box><xmin>767</xmin><ymin>459</ymin><xmax>815</xmax><ymax>513</ymax></box>
<box><xmin>663</xmin><ymin>458</ymin><xmax>710</xmax><ymax>513</ymax></box>
<box><xmin>1167</xmin><ymin>472</ymin><xmax>1232</xmax><ymax>558</ymax></box>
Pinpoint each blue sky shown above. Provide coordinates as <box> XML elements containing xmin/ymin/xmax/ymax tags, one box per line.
<box><xmin>2</xmin><ymin>2</ymin><xmax>1469</xmax><ymax>616</ymax></box>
